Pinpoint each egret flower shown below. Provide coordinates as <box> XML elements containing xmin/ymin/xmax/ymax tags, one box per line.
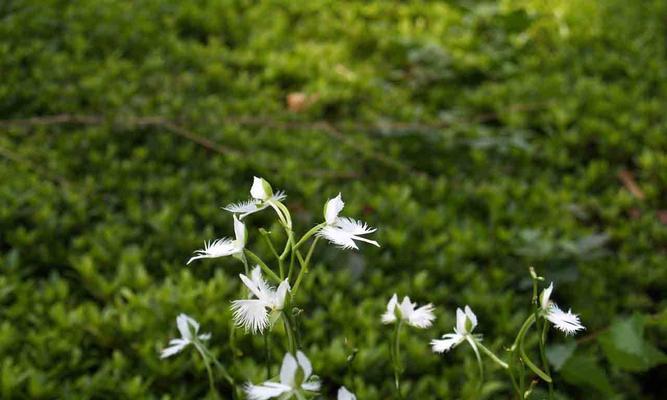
<box><xmin>539</xmin><ymin>282</ymin><xmax>585</xmax><ymax>335</ymax></box>
<box><xmin>231</xmin><ymin>266</ymin><xmax>290</xmax><ymax>334</ymax></box>
<box><xmin>381</xmin><ymin>294</ymin><xmax>435</xmax><ymax>328</ymax></box>
<box><xmin>160</xmin><ymin>314</ymin><xmax>211</xmax><ymax>359</ymax></box>
<box><xmin>338</xmin><ymin>386</ymin><xmax>356</xmax><ymax>400</ymax></box>
<box><xmin>431</xmin><ymin>305</ymin><xmax>480</xmax><ymax>353</ymax></box>
<box><xmin>318</xmin><ymin>193</ymin><xmax>379</xmax><ymax>250</ymax></box>
<box><xmin>245</xmin><ymin>351</ymin><xmax>320</xmax><ymax>400</ymax></box>
<box><xmin>223</xmin><ymin>176</ymin><xmax>287</xmax><ymax>219</ymax></box>
<box><xmin>187</xmin><ymin>215</ymin><xmax>246</xmax><ymax>265</ymax></box>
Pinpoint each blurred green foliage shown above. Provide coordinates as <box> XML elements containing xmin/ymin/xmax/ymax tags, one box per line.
<box><xmin>1</xmin><ymin>0</ymin><xmax>666</xmax><ymax>398</ymax></box>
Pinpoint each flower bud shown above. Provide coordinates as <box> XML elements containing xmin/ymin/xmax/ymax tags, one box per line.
<box><xmin>250</xmin><ymin>176</ymin><xmax>273</xmax><ymax>201</ymax></box>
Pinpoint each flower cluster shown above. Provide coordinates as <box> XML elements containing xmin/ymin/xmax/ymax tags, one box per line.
<box><xmin>158</xmin><ymin>177</ymin><xmax>586</xmax><ymax>399</ymax></box>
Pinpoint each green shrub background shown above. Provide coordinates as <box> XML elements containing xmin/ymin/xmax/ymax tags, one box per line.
<box><xmin>1</xmin><ymin>0</ymin><xmax>666</xmax><ymax>398</ymax></box>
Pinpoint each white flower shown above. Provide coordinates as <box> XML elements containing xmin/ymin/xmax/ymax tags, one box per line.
<box><xmin>231</xmin><ymin>266</ymin><xmax>290</xmax><ymax>334</ymax></box>
<box><xmin>338</xmin><ymin>386</ymin><xmax>356</xmax><ymax>400</ymax></box>
<box><xmin>223</xmin><ymin>176</ymin><xmax>287</xmax><ymax>219</ymax></box>
<box><xmin>318</xmin><ymin>193</ymin><xmax>379</xmax><ymax>250</ymax></box>
<box><xmin>187</xmin><ymin>215</ymin><xmax>247</xmax><ymax>265</ymax></box>
<box><xmin>540</xmin><ymin>282</ymin><xmax>585</xmax><ymax>335</ymax></box>
<box><xmin>381</xmin><ymin>294</ymin><xmax>435</xmax><ymax>329</ymax></box>
<box><xmin>245</xmin><ymin>351</ymin><xmax>320</xmax><ymax>400</ymax></box>
<box><xmin>160</xmin><ymin>313</ymin><xmax>211</xmax><ymax>359</ymax></box>
<box><xmin>431</xmin><ymin>305</ymin><xmax>478</xmax><ymax>353</ymax></box>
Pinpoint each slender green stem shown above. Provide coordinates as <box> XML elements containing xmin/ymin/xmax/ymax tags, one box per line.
<box><xmin>279</xmin><ymin>230</ymin><xmax>292</xmax><ymax>261</ymax></box>
<box><xmin>193</xmin><ymin>343</ymin><xmax>219</xmax><ymax>396</ymax></box>
<box><xmin>517</xmin><ymin>314</ymin><xmax>552</xmax><ymax>383</ymax></box>
<box><xmin>475</xmin><ymin>340</ymin><xmax>509</xmax><ymax>369</ymax></box>
<box><xmin>506</xmin><ymin>362</ymin><xmax>521</xmax><ymax>399</ymax></box>
<box><xmin>244</xmin><ymin>249</ymin><xmax>281</xmax><ymax>282</ymax></box>
<box><xmin>200</xmin><ymin>346</ymin><xmax>234</xmax><ymax>387</ymax></box>
<box><xmin>259</xmin><ymin>229</ymin><xmax>280</xmax><ymax>260</ymax></box>
<box><xmin>539</xmin><ymin>319</ymin><xmax>554</xmax><ymax>398</ymax></box>
<box><xmin>239</xmin><ymin>253</ymin><xmax>250</xmax><ymax>276</ymax></box>
<box><xmin>282</xmin><ymin>312</ymin><xmax>296</xmax><ymax>353</ymax></box>
<box><xmin>293</xmin><ymin>223</ymin><xmax>326</xmax><ymax>250</ymax></box>
<box><xmin>466</xmin><ymin>336</ymin><xmax>484</xmax><ymax>395</ymax></box>
<box><xmin>274</xmin><ymin>201</ymin><xmax>293</xmax><ymax>229</ymax></box>
<box><xmin>264</xmin><ymin>333</ymin><xmax>271</xmax><ymax>379</ymax></box>
<box><xmin>291</xmin><ymin>239</ymin><xmax>319</xmax><ymax>295</ymax></box>
<box><xmin>267</xmin><ymin>200</ymin><xmax>290</xmax><ymax>228</ymax></box>
<box><xmin>392</xmin><ymin>321</ymin><xmax>403</xmax><ymax>396</ymax></box>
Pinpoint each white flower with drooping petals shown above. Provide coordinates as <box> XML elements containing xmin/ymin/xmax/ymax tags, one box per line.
<box><xmin>245</xmin><ymin>351</ymin><xmax>320</xmax><ymax>400</ymax></box>
<box><xmin>381</xmin><ymin>294</ymin><xmax>435</xmax><ymax>329</ymax></box>
<box><xmin>187</xmin><ymin>215</ymin><xmax>246</xmax><ymax>265</ymax></box>
<box><xmin>540</xmin><ymin>282</ymin><xmax>585</xmax><ymax>335</ymax></box>
<box><xmin>318</xmin><ymin>193</ymin><xmax>379</xmax><ymax>250</ymax></box>
<box><xmin>224</xmin><ymin>176</ymin><xmax>287</xmax><ymax>219</ymax></box>
<box><xmin>338</xmin><ymin>386</ymin><xmax>356</xmax><ymax>400</ymax></box>
<box><xmin>431</xmin><ymin>305</ymin><xmax>479</xmax><ymax>353</ymax></box>
<box><xmin>160</xmin><ymin>314</ymin><xmax>211</xmax><ymax>359</ymax></box>
<box><xmin>231</xmin><ymin>266</ymin><xmax>290</xmax><ymax>334</ymax></box>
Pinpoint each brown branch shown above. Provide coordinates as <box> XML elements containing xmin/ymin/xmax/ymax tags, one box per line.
<box><xmin>0</xmin><ymin>114</ymin><xmax>239</xmax><ymax>157</ymax></box>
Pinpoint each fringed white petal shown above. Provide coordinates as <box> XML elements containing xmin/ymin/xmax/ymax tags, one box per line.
<box><xmin>334</xmin><ymin>217</ymin><xmax>377</xmax><ymax>235</ymax></box>
<box><xmin>319</xmin><ymin>226</ymin><xmax>359</xmax><ymax>250</ymax></box>
<box><xmin>409</xmin><ymin>303</ymin><xmax>436</xmax><ymax>328</ymax></box>
<box><xmin>187</xmin><ymin>237</ymin><xmax>241</xmax><ymax>264</ymax></box>
<box><xmin>160</xmin><ymin>338</ymin><xmax>189</xmax><ymax>358</ymax></box>
<box><xmin>244</xmin><ymin>382</ymin><xmax>291</xmax><ymax>400</ymax></box>
<box><xmin>271</xmin><ymin>191</ymin><xmax>287</xmax><ymax>203</ymax></box>
<box><xmin>231</xmin><ymin>299</ymin><xmax>270</xmax><ymax>334</ymax></box>
<box><xmin>431</xmin><ymin>333</ymin><xmax>464</xmax><ymax>353</ymax></box>
<box><xmin>546</xmin><ymin>305</ymin><xmax>585</xmax><ymax>335</ymax></box>
<box><xmin>223</xmin><ymin>199</ymin><xmax>262</xmax><ymax>214</ymax></box>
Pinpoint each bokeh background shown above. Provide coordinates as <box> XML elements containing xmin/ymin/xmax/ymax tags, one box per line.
<box><xmin>1</xmin><ymin>0</ymin><xmax>666</xmax><ymax>398</ymax></box>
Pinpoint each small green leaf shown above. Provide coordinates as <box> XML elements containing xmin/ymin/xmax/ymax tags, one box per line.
<box><xmin>560</xmin><ymin>354</ymin><xmax>614</xmax><ymax>395</ymax></box>
<box><xmin>546</xmin><ymin>341</ymin><xmax>576</xmax><ymax>371</ymax></box>
<box><xmin>598</xmin><ymin>314</ymin><xmax>667</xmax><ymax>372</ymax></box>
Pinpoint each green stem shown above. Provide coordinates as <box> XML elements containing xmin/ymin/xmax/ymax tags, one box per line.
<box><xmin>466</xmin><ymin>336</ymin><xmax>484</xmax><ymax>395</ymax></box>
<box><xmin>282</xmin><ymin>312</ymin><xmax>296</xmax><ymax>353</ymax></box>
<box><xmin>264</xmin><ymin>333</ymin><xmax>271</xmax><ymax>380</ymax></box>
<box><xmin>517</xmin><ymin>314</ymin><xmax>552</xmax><ymax>383</ymax></box>
<box><xmin>267</xmin><ymin>200</ymin><xmax>290</xmax><ymax>228</ymax></box>
<box><xmin>539</xmin><ymin>319</ymin><xmax>554</xmax><ymax>398</ymax></box>
<box><xmin>259</xmin><ymin>229</ymin><xmax>280</xmax><ymax>260</ymax></box>
<box><xmin>194</xmin><ymin>343</ymin><xmax>219</xmax><ymax>397</ymax></box>
<box><xmin>244</xmin><ymin>249</ymin><xmax>281</xmax><ymax>283</ymax></box>
<box><xmin>200</xmin><ymin>346</ymin><xmax>235</xmax><ymax>387</ymax></box>
<box><xmin>291</xmin><ymin>239</ymin><xmax>319</xmax><ymax>295</ymax></box>
<box><xmin>293</xmin><ymin>223</ymin><xmax>326</xmax><ymax>250</ymax></box>
<box><xmin>475</xmin><ymin>340</ymin><xmax>509</xmax><ymax>369</ymax></box>
<box><xmin>392</xmin><ymin>321</ymin><xmax>403</xmax><ymax>396</ymax></box>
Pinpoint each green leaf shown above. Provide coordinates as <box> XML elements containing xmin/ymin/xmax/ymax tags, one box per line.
<box><xmin>546</xmin><ymin>342</ymin><xmax>576</xmax><ymax>371</ymax></box>
<box><xmin>598</xmin><ymin>314</ymin><xmax>667</xmax><ymax>372</ymax></box>
<box><xmin>559</xmin><ymin>354</ymin><xmax>614</xmax><ymax>395</ymax></box>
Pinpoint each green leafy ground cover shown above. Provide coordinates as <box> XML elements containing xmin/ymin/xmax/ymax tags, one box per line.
<box><xmin>1</xmin><ymin>0</ymin><xmax>666</xmax><ymax>398</ymax></box>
